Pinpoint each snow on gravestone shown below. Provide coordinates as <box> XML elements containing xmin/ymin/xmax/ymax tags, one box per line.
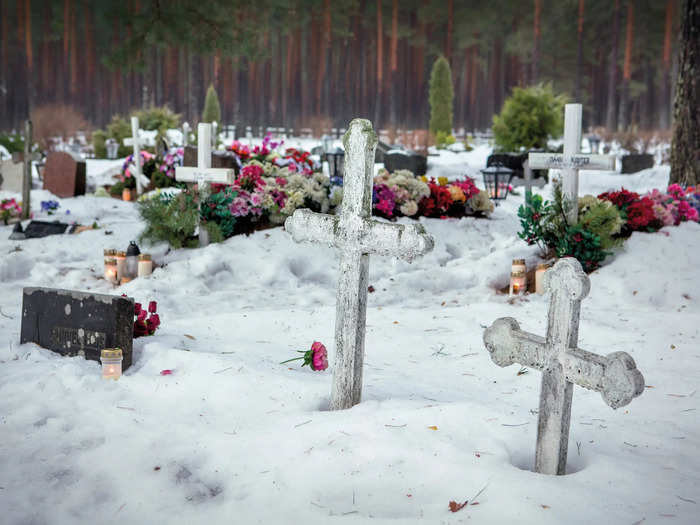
<box><xmin>483</xmin><ymin>258</ymin><xmax>645</xmax><ymax>475</ymax></box>
<box><xmin>43</xmin><ymin>151</ymin><xmax>86</xmax><ymax>198</ymax></box>
<box><xmin>285</xmin><ymin>118</ymin><xmax>435</xmax><ymax>410</ymax></box>
<box><xmin>0</xmin><ymin>157</ymin><xmax>24</xmax><ymax>192</ymax></box>
<box><xmin>20</xmin><ymin>287</ymin><xmax>135</xmax><ymax>370</ymax></box>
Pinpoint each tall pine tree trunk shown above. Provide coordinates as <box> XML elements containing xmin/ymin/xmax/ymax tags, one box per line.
<box><xmin>575</xmin><ymin>0</ymin><xmax>585</xmax><ymax>103</ymax></box>
<box><xmin>618</xmin><ymin>1</ymin><xmax>634</xmax><ymax>130</ymax></box>
<box><xmin>660</xmin><ymin>0</ymin><xmax>674</xmax><ymax>129</ymax></box>
<box><xmin>375</xmin><ymin>0</ymin><xmax>383</xmax><ymax>127</ymax></box>
<box><xmin>605</xmin><ymin>0</ymin><xmax>621</xmax><ymax>130</ymax></box>
<box><xmin>532</xmin><ymin>0</ymin><xmax>542</xmax><ymax>83</ymax></box>
<box><xmin>670</xmin><ymin>0</ymin><xmax>699</xmax><ymax>185</ymax></box>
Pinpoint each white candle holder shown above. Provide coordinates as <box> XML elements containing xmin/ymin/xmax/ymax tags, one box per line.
<box><xmin>101</xmin><ymin>348</ymin><xmax>123</xmax><ymax>380</ymax></box>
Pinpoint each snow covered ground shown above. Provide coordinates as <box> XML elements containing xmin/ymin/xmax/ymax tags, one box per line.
<box><xmin>1</xmin><ymin>152</ymin><xmax>698</xmax><ymax>524</ymax></box>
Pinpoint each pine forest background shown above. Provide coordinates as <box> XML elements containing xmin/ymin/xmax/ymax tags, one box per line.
<box><xmin>1</xmin><ymin>0</ymin><xmax>681</xmax><ymax>135</ymax></box>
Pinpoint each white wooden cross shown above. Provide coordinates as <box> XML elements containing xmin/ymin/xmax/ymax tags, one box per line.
<box><xmin>175</xmin><ymin>123</ymin><xmax>235</xmax><ymax>247</ymax></box>
<box><xmin>528</xmin><ymin>104</ymin><xmax>615</xmax><ymax>224</ymax></box>
<box><xmin>123</xmin><ymin>116</ymin><xmax>144</xmax><ymax>195</ymax></box>
<box><xmin>483</xmin><ymin>258</ymin><xmax>644</xmax><ymax>475</ymax></box>
<box><xmin>285</xmin><ymin>119</ymin><xmax>435</xmax><ymax>410</ymax></box>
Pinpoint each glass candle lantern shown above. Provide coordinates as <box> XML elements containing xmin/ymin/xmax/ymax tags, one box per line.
<box><xmin>510</xmin><ymin>270</ymin><xmax>527</xmax><ymax>295</ymax></box>
<box><xmin>511</xmin><ymin>258</ymin><xmax>527</xmax><ymax>275</ymax></box>
<box><xmin>125</xmin><ymin>241</ymin><xmax>141</xmax><ymax>278</ymax></box>
<box><xmin>138</xmin><ymin>253</ymin><xmax>153</xmax><ymax>277</ymax></box>
<box><xmin>114</xmin><ymin>251</ymin><xmax>126</xmax><ymax>282</ymax></box>
<box><xmin>535</xmin><ymin>263</ymin><xmax>549</xmax><ymax>294</ymax></box>
<box><xmin>104</xmin><ymin>259</ymin><xmax>118</xmax><ymax>284</ymax></box>
<box><xmin>101</xmin><ymin>348</ymin><xmax>123</xmax><ymax>380</ymax></box>
<box><xmin>122</xmin><ymin>188</ymin><xmax>132</xmax><ymax>201</ymax></box>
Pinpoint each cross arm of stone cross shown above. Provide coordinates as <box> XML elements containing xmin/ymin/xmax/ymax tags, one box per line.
<box><xmin>483</xmin><ymin>318</ymin><xmax>644</xmax><ymax>409</ymax></box>
<box><xmin>483</xmin><ymin>258</ymin><xmax>645</xmax><ymax>410</ymax></box>
<box><xmin>285</xmin><ymin>209</ymin><xmax>434</xmax><ymax>263</ymax></box>
<box><xmin>175</xmin><ymin>167</ymin><xmax>235</xmax><ymax>185</ymax></box>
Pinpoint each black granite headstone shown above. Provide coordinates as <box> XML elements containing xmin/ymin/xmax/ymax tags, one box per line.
<box><xmin>22</xmin><ymin>220</ymin><xmax>74</xmax><ymax>239</ymax></box>
<box><xmin>621</xmin><ymin>154</ymin><xmax>654</xmax><ymax>174</ymax></box>
<box><xmin>384</xmin><ymin>150</ymin><xmax>428</xmax><ymax>176</ymax></box>
<box><xmin>20</xmin><ymin>287</ymin><xmax>135</xmax><ymax>370</ymax></box>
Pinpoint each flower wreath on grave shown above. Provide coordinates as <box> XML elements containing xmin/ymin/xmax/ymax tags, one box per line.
<box><xmin>519</xmin><ymin>182</ymin><xmax>700</xmax><ymax>273</ymax></box>
<box><xmin>132</xmin><ymin>300</ymin><xmax>161</xmax><ymax>338</ymax></box>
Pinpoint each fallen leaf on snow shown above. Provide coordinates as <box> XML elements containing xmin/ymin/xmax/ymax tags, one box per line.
<box><xmin>184</xmin><ymin>334</ymin><xmax>196</xmax><ymax>340</ymax></box>
<box><xmin>427</xmin><ymin>425</ymin><xmax>438</xmax><ymax>431</ymax></box>
<box><xmin>541</xmin><ymin>504</ymin><xmax>550</xmax><ymax>509</ymax></box>
<box><xmin>449</xmin><ymin>501</ymin><xmax>468</xmax><ymax>512</ymax></box>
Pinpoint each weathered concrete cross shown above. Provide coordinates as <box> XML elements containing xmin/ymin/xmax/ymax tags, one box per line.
<box><xmin>285</xmin><ymin>119</ymin><xmax>435</xmax><ymax>410</ymax></box>
<box><xmin>528</xmin><ymin>104</ymin><xmax>615</xmax><ymax>224</ymax></box>
<box><xmin>175</xmin><ymin>123</ymin><xmax>235</xmax><ymax>247</ymax></box>
<box><xmin>483</xmin><ymin>258</ymin><xmax>644</xmax><ymax>475</ymax></box>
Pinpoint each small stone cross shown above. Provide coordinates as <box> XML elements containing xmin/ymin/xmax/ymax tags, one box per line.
<box><xmin>285</xmin><ymin>119</ymin><xmax>435</xmax><ymax>411</ymax></box>
<box><xmin>528</xmin><ymin>104</ymin><xmax>615</xmax><ymax>224</ymax></box>
<box><xmin>123</xmin><ymin>116</ymin><xmax>145</xmax><ymax>195</ymax></box>
<box><xmin>175</xmin><ymin>123</ymin><xmax>235</xmax><ymax>247</ymax></box>
<box><xmin>483</xmin><ymin>258</ymin><xmax>644</xmax><ymax>475</ymax></box>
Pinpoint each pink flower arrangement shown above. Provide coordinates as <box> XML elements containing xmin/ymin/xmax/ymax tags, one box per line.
<box><xmin>280</xmin><ymin>341</ymin><xmax>329</xmax><ymax>371</ymax></box>
<box><xmin>121</xmin><ymin>150</ymin><xmax>155</xmax><ymax>180</ymax></box>
<box><xmin>1</xmin><ymin>198</ymin><xmax>22</xmax><ymax>224</ymax></box>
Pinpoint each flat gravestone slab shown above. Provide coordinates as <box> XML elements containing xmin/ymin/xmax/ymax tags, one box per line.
<box><xmin>22</xmin><ymin>220</ymin><xmax>74</xmax><ymax>238</ymax></box>
<box><xmin>621</xmin><ymin>154</ymin><xmax>654</xmax><ymax>174</ymax></box>
<box><xmin>43</xmin><ymin>151</ymin><xmax>86</xmax><ymax>198</ymax></box>
<box><xmin>183</xmin><ymin>146</ymin><xmax>240</xmax><ymax>173</ymax></box>
<box><xmin>0</xmin><ymin>158</ymin><xmax>24</xmax><ymax>192</ymax></box>
<box><xmin>20</xmin><ymin>287</ymin><xmax>134</xmax><ymax>370</ymax></box>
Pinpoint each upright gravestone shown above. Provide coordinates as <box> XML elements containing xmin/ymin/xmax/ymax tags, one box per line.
<box><xmin>285</xmin><ymin>119</ymin><xmax>435</xmax><ymax>410</ymax></box>
<box><xmin>20</xmin><ymin>287</ymin><xmax>135</xmax><ymax>370</ymax></box>
<box><xmin>175</xmin><ymin>123</ymin><xmax>235</xmax><ymax>247</ymax></box>
<box><xmin>383</xmin><ymin>149</ymin><xmax>428</xmax><ymax>176</ymax></box>
<box><xmin>483</xmin><ymin>258</ymin><xmax>645</xmax><ymax>475</ymax></box>
<box><xmin>123</xmin><ymin>116</ymin><xmax>144</xmax><ymax>195</ymax></box>
<box><xmin>43</xmin><ymin>151</ymin><xmax>86</xmax><ymax>198</ymax></box>
<box><xmin>529</xmin><ymin>104</ymin><xmax>615</xmax><ymax>224</ymax></box>
<box><xmin>0</xmin><ymin>158</ymin><xmax>24</xmax><ymax>193</ymax></box>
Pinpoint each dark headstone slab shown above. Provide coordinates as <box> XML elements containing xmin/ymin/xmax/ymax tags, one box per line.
<box><xmin>43</xmin><ymin>151</ymin><xmax>86</xmax><ymax>197</ymax></box>
<box><xmin>22</xmin><ymin>220</ymin><xmax>74</xmax><ymax>238</ymax></box>
<box><xmin>20</xmin><ymin>287</ymin><xmax>134</xmax><ymax>370</ymax></box>
<box><xmin>384</xmin><ymin>149</ymin><xmax>428</xmax><ymax>176</ymax></box>
<box><xmin>183</xmin><ymin>146</ymin><xmax>240</xmax><ymax>173</ymax></box>
<box><xmin>374</xmin><ymin>140</ymin><xmax>393</xmax><ymax>164</ymax></box>
<box><xmin>487</xmin><ymin>151</ymin><xmax>547</xmax><ymax>179</ymax></box>
<box><xmin>621</xmin><ymin>154</ymin><xmax>654</xmax><ymax>174</ymax></box>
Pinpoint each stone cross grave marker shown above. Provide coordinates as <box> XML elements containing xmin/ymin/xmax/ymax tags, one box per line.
<box><xmin>285</xmin><ymin>118</ymin><xmax>435</xmax><ymax>410</ymax></box>
<box><xmin>483</xmin><ymin>258</ymin><xmax>645</xmax><ymax>475</ymax></box>
<box><xmin>175</xmin><ymin>123</ymin><xmax>235</xmax><ymax>247</ymax></box>
<box><xmin>528</xmin><ymin>104</ymin><xmax>615</xmax><ymax>224</ymax></box>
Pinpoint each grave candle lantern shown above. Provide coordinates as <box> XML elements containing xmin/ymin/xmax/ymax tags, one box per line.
<box><xmin>480</xmin><ymin>163</ymin><xmax>514</xmax><ymax>205</ymax></box>
<box><xmin>126</xmin><ymin>241</ymin><xmax>140</xmax><ymax>278</ymax></box>
<box><xmin>510</xmin><ymin>270</ymin><xmax>526</xmax><ymax>295</ymax></box>
<box><xmin>100</xmin><ymin>348</ymin><xmax>123</xmax><ymax>380</ymax></box>
<box><xmin>122</xmin><ymin>188</ymin><xmax>132</xmax><ymax>201</ymax></box>
<box><xmin>138</xmin><ymin>253</ymin><xmax>153</xmax><ymax>277</ymax></box>
<box><xmin>114</xmin><ymin>251</ymin><xmax>126</xmax><ymax>282</ymax></box>
<box><xmin>535</xmin><ymin>263</ymin><xmax>549</xmax><ymax>294</ymax></box>
<box><xmin>511</xmin><ymin>258</ymin><xmax>527</xmax><ymax>275</ymax></box>
<box><xmin>104</xmin><ymin>259</ymin><xmax>118</xmax><ymax>284</ymax></box>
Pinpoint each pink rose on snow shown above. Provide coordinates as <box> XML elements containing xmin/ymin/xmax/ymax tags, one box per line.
<box><xmin>280</xmin><ymin>341</ymin><xmax>329</xmax><ymax>371</ymax></box>
<box><xmin>310</xmin><ymin>341</ymin><xmax>329</xmax><ymax>371</ymax></box>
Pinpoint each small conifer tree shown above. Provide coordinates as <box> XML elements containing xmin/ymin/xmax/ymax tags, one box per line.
<box><xmin>202</xmin><ymin>84</ymin><xmax>221</xmax><ymax>124</ymax></box>
<box><xmin>429</xmin><ymin>56</ymin><xmax>454</xmax><ymax>136</ymax></box>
